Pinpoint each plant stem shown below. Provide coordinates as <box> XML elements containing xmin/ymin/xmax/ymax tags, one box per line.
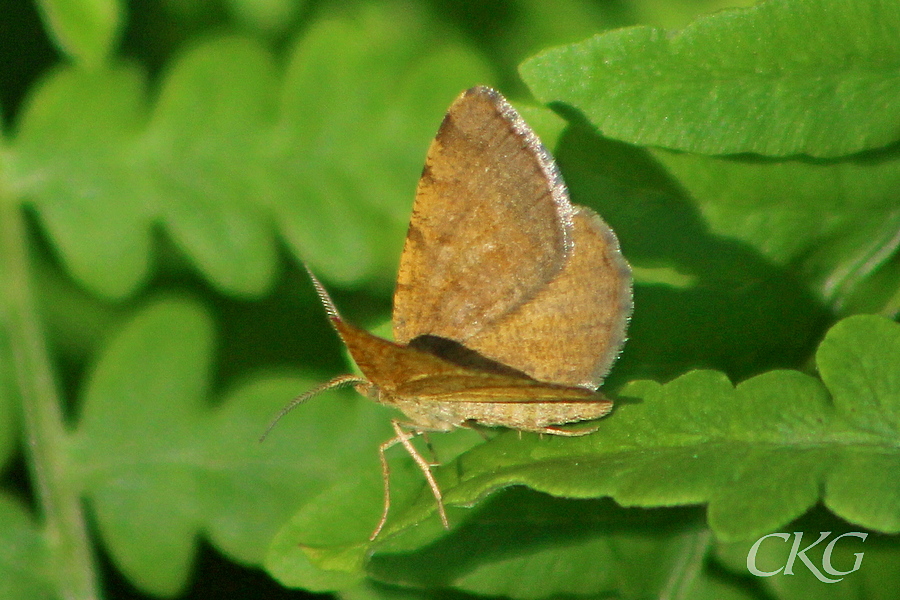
<box><xmin>658</xmin><ymin>528</ymin><xmax>711</xmax><ymax>600</ymax></box>
<box><xmin>0</xmin><ymin>199</ymin><xmax>100</xmax><ymax>599</ymax></box>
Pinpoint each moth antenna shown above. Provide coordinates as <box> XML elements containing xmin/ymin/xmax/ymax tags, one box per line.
<box><xmin>303</xmin><ymin>263</ymin><xmax>342</xmax><ymax>322</ymax></box>
<box><xmin>259</xmin><ymin>374</ymin><xmax>367</xmax><ymax>443</ymax></box>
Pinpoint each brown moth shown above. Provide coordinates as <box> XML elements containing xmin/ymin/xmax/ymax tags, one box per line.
<box><xmin>265</xmin><ymin>86</ymin><xmax>632</xmax><ymax>539</ymax></box>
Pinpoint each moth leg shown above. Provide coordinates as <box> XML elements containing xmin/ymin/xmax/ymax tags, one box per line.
<box><xmin>372</xmin><ymin>433</ymin><xmax>402</xmax><ymax>540</ymax></box>
<box><xmin>392</xmin><ymin>421</ymin><xmax>450</xmax><ymax>530</ymax></box>
<box><xmin>462</xmin><ymin>420</ymin><xmax>494</xmax><ymax>441</ymax></box>
<box><xmin>420</xmin><ymin>432</ymin><xmax>440</xmax><ymax>467</ymax></box>
<box><xmin>371</xmin><ymin>421</ymin><xmax>450</xmax><ymax>540</ymax></box>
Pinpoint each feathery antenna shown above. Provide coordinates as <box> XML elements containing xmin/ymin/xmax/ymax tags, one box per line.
<box><xmin>259</xmin><ymin>265</ymin><xmax>363</xmax><ymax>443</ymax></box>
<box><xmin>259</xmin><ymin>374</ymin><xmax>366</xmax><ymax>443</ymax></box>
<box><xmin>303</xmin><ymin>263</ymin><xmax>341</xmax><ymax>322</ymax></box>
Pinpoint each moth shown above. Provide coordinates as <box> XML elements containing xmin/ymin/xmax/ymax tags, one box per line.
<box><xmin>265</xmin><ymin>86</ymin><xmax>632</xmax><ymax>539</ymax></box>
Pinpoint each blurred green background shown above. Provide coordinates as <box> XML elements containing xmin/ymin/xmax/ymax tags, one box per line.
<box><xmin>6</xmin><ymin>1</ymin><xmax>899</xmax><ymax>599</ymax></box>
